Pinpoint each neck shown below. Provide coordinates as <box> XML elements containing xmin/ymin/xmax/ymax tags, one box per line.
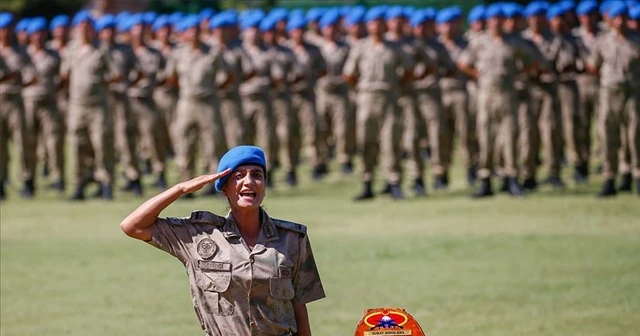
<box><xmin>231</xmin><ymin>208</ymin><xmax>261</xmax><ymax>239</ymax></box>
<box><xmin>191</xmin><ymin>39</ymin><xmax>200</xmax><ymax>49</ymax></box>
<box><xmin>371</xmin><ymin>34</ymin><xmax>383</xmax><ymax>43</ymax></box>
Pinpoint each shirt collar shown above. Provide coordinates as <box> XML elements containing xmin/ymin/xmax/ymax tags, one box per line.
<box><xmin>223</xmin><ymin>209</ymin><xmax>280</xmax><ymax>243</ymax></box>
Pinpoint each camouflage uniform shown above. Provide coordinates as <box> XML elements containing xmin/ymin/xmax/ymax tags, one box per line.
<box><xmin>23</xmin><ymin>45</ymin><xmax>64</xmax><ymax>184</ymax></box>
<box><xmin>166</xmin><ymin>43</ymin><xmax>228</xmax><ymax>181</ymax></box>
<box><xmin>151</xmin><ymin>40</ymin><xmax>178</xmax><ymax>153</ymax></box>
<box><xmin>148</xmin><ymin>210</ymin><xmax>325</xmax><ymax>336</ymax></box>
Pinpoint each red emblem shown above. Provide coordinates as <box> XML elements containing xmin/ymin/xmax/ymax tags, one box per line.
<box><xmin>354</xmin><ymin>308</ymin><xmax>426</xmax><ymax>336</ymax></box>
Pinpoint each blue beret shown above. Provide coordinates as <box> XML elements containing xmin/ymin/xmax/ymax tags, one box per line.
<box><xmin>468</xmin><ymin>5</ymin><xmax>486</xmax><ymax>22</ymax></box>
<box><xmin>258</xmin><ymin>16</ymin><xmax>276</xmax><ymax>31</ymax></box>
<box><xmin>344</xmin><ymin>10</ymin><xmax>365</xmax><ymax>27</ymax></box>
<box><xmin>547</xmin><ymin>4</ymin><xmax>568</xmax><ymax>19</ymax></box>
<box><xmin>16</xmin><ymin>18</ymin><xmax>30</xmax><ymax>32</ymax></box>
<box><xmin>403</xmin><ymin>6</ymin><xmax>415</xmax><ymax>18</ymax></box>
<box><xmin>49</xmin><ymin>15</ymin><xmax>69</xmax><ymax>30</ymax></box>
<box><xmin>152</xmin><ymin>15</ymin><xmax>169</xmax><ymax>31</ymax></box>
<box><xmin>525</xmin><ymin>2</ymin><xmax>548</xmax><ymax>17</ymax></box>
<box><xmin>26</xmin><ymin>17</ymin><xmax>46</xmax><ymax>34</ymax></box>
<box><xmin>199</xmin><ymin>8</ymin><xmax>215</xmax><ymax>21</ymax></box>
<box><xmin>559</xmin><ymin>1</ymin><xmax>576</xmax><ymax>11</ymax></box>
<box><xmin>306</xmin><ymin>8</ymin><xmax>325</xmax><ymax>22</ymax></box>
<box><xmin>485</xmin><ymin>4</ymin><xmax>505</xmax><ymax>18</ymax></box>
<box><xmin>94</xmin><ymin>15</ymin><xmax>115</xmax><ymax>31</ymax></box>
<box><xmin>210</xmin><ymin>13</ymin><xmax>232</xmax><ymax>29</ymax></box>
<box><xmin>117</xmin><ymin>15</ymin><xmax>134</xmax><ymax>32</ymax></box>
<box><xmin>168</xmin><ymin>12</ymin><xmax>183</xmax><ymax>26</ymax></box>
<box><xmin>630</xmin><ymin>5</ymin><xmax>640</xmax><ymax>19</ymax></box>
<box><xmin>286</xmin><ymin>15</ymin><xmax>306</xmax><ymax>31</ymax></box>
<box><xmin>72</xmin><ymin>11</ymin><xmax>92</xmax><ymax>27</ymax></box>
<box><xmin>576</xmin><ymin>0</ymin><xmax>598</xmax><ymax>15</ymax></box>
<box><xmin>0</xmin><ymin>12</ymin><xmax>13</xmax><ymax>29</ymax></box>
<box><xmin>269</xmin><ymin>8</ymin><xmax>288</xmax><ymax>22</ymax></box>
<box><xmin>215</xmin><ymin>146</ymin><xmax>267</xmax><ymax>192</ymax></box>
<box><xmin>600</xmin><ymin>1</ymin><xmax>614</xmax><ymax>14</ymax></box>
<box><xmin>436</xmin><ymin>9</ymin><xmax>453</xmax><ymax>24</ymax></box>
<box><xmin>409</xmin><ymin>11</ymin><xmax>426</xmax><ymax>27</ymax></box>
<box><xmin>386</xmin><ymin>6</ymin><xmax>406</xmax><ymax>20</ymax></box>
<box><xmin>422</xmin><ymin>8</ymin><xmax>437</xmax><ymax>21</ymax></box>
<box><xmin>365</xmin><ymin>7</ymin><xmax>385</xmax><ymax>23</ymax></box>
<box><xmin>142</xmin><ymin>12</ymin><xmax>156</xmax><ymax>25</ymax></box>
<box><xmin>503</xmin><ymin>4</ymin><xmax>524</xmax><ymax>18</ymax></box>
<box><xmin>240</xmin><ymin>13</ymin><xmax>263</xmax><ymax>31</ymax></box>
<box><xmin>181</xmin><ymin>15</ymin><xmax>200</xmax><ymax>31</ymax></box>
<box><xmin>608</xmin><ymin>2</ymin><xmax>628</xmax><ymax>17</ymax></box>
<box><xmin>319</xmin><ymin>10</ymin><xmax>340</xmax><ymax>29</ymax></box>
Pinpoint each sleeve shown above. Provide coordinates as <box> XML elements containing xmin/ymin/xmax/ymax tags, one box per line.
<box><xmin>458</xmin><ymin>43</ymin><xmax>476</xmax><ymax>67</ymax></box>
<box><xmin>342</xmin><ymin>43</ymin><xmax>360</xmax><ymax>77</ymax></box>
<box><xmin>588</xmin><ymin>37</ymin><xmax>602</xmax><ymax>69</ymax></box>
<box><xmin>164</xmin><ymin>51</ymin><xmax>178</xmax><ymax>79</ymax></box>
<box><xmin>398</xmin><ymin>45</ymin><xmax>414</xmax><ymax>73</ymax></box>
<box><xmin>60</xmin><ymin>49</ymin><xmax>70</xmax><ymax>78</ymax></box>
<box><xmin>20</xmin><ymin>50</ymin><xmax>37</xmax><ymax>85</ymax></box>
<box><xmin>313</xmin><ymin>47</ymin><xmax>327</xmax><ymax>76</ymax></box>
<box><xmin>239</xmin><ymin>48</ymin><xmax>255</xmax><ymax>77</ymax></box>
<box><xmin>270</xmin><ymin>51</ymin><xmax>286</xmax><ymax>82</ymax></box>
<box><xmin>147</xmin><ymin>217</ymin><xmax>195</xmax><ymax>263</ymax></box>
<box><xmin>292</xmin><ymin>234</ymin><xmax>325</xmax><ymax>306</ymax></box>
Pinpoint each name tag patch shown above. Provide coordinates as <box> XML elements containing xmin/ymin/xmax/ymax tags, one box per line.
<box><xmin>198</xmin><ymin>260</ymin><xmax>231</xmax><ymax>272</ymax></box>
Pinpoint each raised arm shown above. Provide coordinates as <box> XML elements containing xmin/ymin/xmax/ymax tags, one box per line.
<box><xmin>120</xmin><ymin>170</ymin><xmax>230</xmax><ymax>241</ymax></box>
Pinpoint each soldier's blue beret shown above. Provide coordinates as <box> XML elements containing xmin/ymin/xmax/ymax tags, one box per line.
<box><xmin>72</xmin><ymin>11</ymin><xmax>92</xmax><ymax>27</ymax></box>
<box><xmin>630</xmin><ymin>5</ymin><xmax>640</xmax><ymax>19</ymax></box>
<box><xmin>210</xmin><ymin>13</ymin><xmax>233</xmax><ymax>29</ymax></box>
<box><xmin>94</xmin><ymin>15</ymin><xmax>115</xmax><ymax>31</ymax></box>
<box><xmin>600</xmin><ymin>1</ymin><xmax>614</xmax><ymax>14</ymax></box>
<box><xmin>199</xmin><ymin>8</ymin><xmax>215</xmax><ymax>21</ymax></box>
<box><xmin>16</xmin><ymin>18</ymin><xmax>30</xmax><ymax>32</ymax></box>
<box><xmin>559</xmin><ymin>0</ymin><xmax>576</xmax><ymax>12</ymax></box>
<box><xmin>286</xmin><ymin>15</ymin><xmax>306</xmax><ymax>31</ymax></box>
<box><xmin>0</xmin><ymin>12</ymin><xmax>13</xmax><ymax>29</ymax></box>
<box><xmin>503</xmin><ymin>4</ymin><xmax>524</xmax><ymax>18</ymax></box>
<box><xmin>607</xmin><ymin>2</ymin><xmax>628</xmax><ymax>17</ymax></box>
<box><xmin>344</xmin><ymin>10</ymin><xmax>365</xmax><ymax>27</ymax></box>
<box><xmin>468</xmin><ymin>5</ymin><xmax>486</xmax><ymax>22</ymax></box>
<box><xmin>142</xmin><ymin>12</ymin><xmax>156</xmax><ymax>25</ymax></box>
<box><xmin>409</xmin><ymin>11</ymin><xmax>426</xmax><ymax>27</ymax></box>
<box><xmin>258</xmin><ymin>16</ymin><xmax>276</xmax><ymax>31</ymax></box>
<box><xmin>215</xmin><ymin>146</ymin><xmax>267</xmax><ymax>192</ymax></box>
<box><xmin>576</xmin><ymin>1</ymin><xmax>598</xmax><ymax>15</ymax></box>
<box><xmin>547</xmin><ymin>4</ymin><xmax>568</xmax><ymax>19</ymax></box>
<box><xmin>181</xmin><ymin>15</ymin><xmax>200</xmax><ymax>30</ymax></box>
<box><xmin>268</xmin><ymin>8</ymin><xmax>288</xmax><ymax>22</ymax></box>
<box><xmin>152</xmin><ymin>15</ymin><xmax>169</xmax><ymax>31</ymax></box>
<box><xmin>49</xmin><ymin>15</ymin><xmax>69</xmax><ymax>30</ymax></box>
<box><xmin>26</xmin><ymin>16</ymin><xmax>46</xmax><ymax>34</ymax></box>
<box><xmin>403</xmin><ymin>6</ymin><xmax>415</xmax><ymax>17</ymax></box>
<box><xmin>364</xmin><ymin>7</ymin><xmax>385</xmax><ymax>23</ymax></box>
<box><xmin>386</xmin><ymin>6</ymin><xmax>407</xmax><ymax>20</ymax></box>
<box><xmin>168</xmin><ymin>12</ymin><xmax>183</xmax><ymax>26</ymax></box>
<box><xmin>485</xmin><ymin>4</ymin><xmax>505</xmax><ymax>18</ymax></box>
<box><xmin>240</xmin><ymin>13</ymin><xmax>263</xmax><ymax>31</ymax></box>
<box><xmin>436</xmin><ymin>8</ymin><xmax>454</xmax><ymax>24</ymax></box>
<box><xmin>129</xmin><ymin>13</ymin><xmax>145</xmax><ymax>27</ymax></box>
<box><xmin>422</xmin><ymin>8</ymin><xmax>437</xmax><ymax>20</ymax></box>
<box><xmin>525</xmin><ymin>2</ymin><xmax>547</xmax><ymax>17</ymax></box>
<box><xmin>319</xmin><ymin>10</ymin><xmax>340</xmax><ymax>29</ymax></box>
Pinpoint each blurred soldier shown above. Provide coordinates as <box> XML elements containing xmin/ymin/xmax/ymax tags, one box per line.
<box><xmin>165</xmin><ymin>15</ymin><xmax>229</xmax><ymax>197</ymax></box>
<box><xmin>62</xmin><ymin>13</ymin><xmax>117</xmax><ymax>200</ymax></box>
<box><xmin>210</xmin><ymin>13</ymin><xmax>253</xmax><ymax>148</ymax></box>
<box><xmin>573</xmin><ymin>0</ymin><xmax>602</xmax><ymax>184</ymax></box>
<box><xmin>127</xmin><ymin>15</ymin><xmax>168</xmax><ymax>190</ymax></box>
<box><xmin>438</xmin><ymin>7</ymin><xmax>479</xmax><ymax>188</ymax></box>
<box><xmin>304</xmin><ymin>8</ymin><xmax>325</xmax><ymax>46</ymax></box>
<box><xmin>522</xmin><ymin>2</ymin><xmax>565</xmax><ymax>189</ymax></box>
<box><xmin>97</xmin><ymin>15</ymin><xmax>142</xmax><ymax>195</ymax></box>
<box><xmin>630</xmin><ymin>6</ymin><xmax>640</xmax><ymax>32</ymax></box>
<box><xmin>15</xmin><ymin>18</ymin><xmax>29</xmax><ymax>47</ymax></box>
<box><xmin>47</xmin><ymin>15</ymin><xmax>70</xmax><ymax>133</ymax></box>
<box><xmin>23</xmin><ymin>17</ymin><xmax>65</xmax><ymax>192</ymax></box>
<box><xmin>151</xmin><ymin>16</ymin><xmax>177</xmax><ymax>155</ymax></box>
<box><xmin>459</xmin><ymin>4</ymin><xmax>539</xmax><ymax>197</ymax></box>
<box><xmin>588</xmin><ymin>3</ymin><xmax>640</xmax><ymax>196</ymax></box>
<box><xmin>386</xmin><ymin>7</ymin><xmax>427</xmax><ymax>195</ymax></box>
<box><xmin>344</xmin><ymin>8</ymin><xmax>366</xmax><ymax>47</ymax></box>
<box><xmin>198</xmin><ymin>8</ymin><xmax>214</xmax><ymax>41</ymax></box>
<box><xmin>287</xmin><ymin>16</ymin><xmax>329</xmax><ymax>180</ymax></box>
<box><xmin>548</xmin><ymin>5</ymin><xmax>584</xmax><ymax>184</ymax></box>
<box><xmin>260</xmin><ymin>16</ymin><xmax>301</xmax><ymax>186</ymax></box>
<box><xmin>317</xmin><ymin>11</ymin><xmax>356</xmax><ymax>175</ymax></box>
<box><xmin>0</xmin><ymin>13</ymin><xmax>33</xmax><ymax>200</ymax></box>
<box><xmin>344</xmin><ymin>7</ymin><xmax>412</xmax><ymax>200</ymax></box>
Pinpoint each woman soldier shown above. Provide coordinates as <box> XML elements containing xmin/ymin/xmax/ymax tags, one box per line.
<box><xmin>120</xmin><ymin>145</ymin><xmax>325</xmax><ymax>336</ymax></box>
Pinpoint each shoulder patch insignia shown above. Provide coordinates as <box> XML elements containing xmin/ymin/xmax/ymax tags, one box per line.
<box><xmin>272</xmin><ymin>218</ymin><xmax>307</xmax><ymax>235</ymax></box>
<box><xmin>189</xmin><ymin>211</ymin><xmax>224</xmax><ymax>226</ymax></box>
<box><xmin>165</xmin><ymin>217</ymin><xmax>188</xmax><ymax>226</ymax></box>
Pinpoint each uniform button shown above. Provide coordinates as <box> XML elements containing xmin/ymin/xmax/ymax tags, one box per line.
<box><xmin>250</xmin><ymin>258</ymin><xmax>255</xmax><ymax>264</ymax></box>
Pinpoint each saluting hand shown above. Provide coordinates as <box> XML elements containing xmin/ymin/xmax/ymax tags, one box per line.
<box><xmin>178</xmin><ymin>169</ymin><xmax>231</xmax><ymax>194</ymax></box>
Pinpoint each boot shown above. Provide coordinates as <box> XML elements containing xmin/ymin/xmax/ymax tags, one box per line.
<box><xmin>433</xmin><ymin>175</ymin><xmax>447</xmax><ymax>190</ymax></box>
<box><xmin>380</xmin><ymin>183</ymin><xmax>392</xmax><ymax>195</ymax></box>
<box><xmin>597</xmin><ymin>179</ymin><xmax>617</xmax><ymax>197</ymax></box>
<box><xmin>20</xmin><ymin>179</ymin><xmax>35</xmax><ymax>199</ymax></box>
<box><xmin>412</xmin><ymin>178</ymin><xmax>427</xmax><ymax>197</ymax></box>
<box><xmin>101</xmin><ymin>184</ymin><xmax>114</xmax><ymax>200</ymax></box>
<box><xmin>121</xmin><ymin>179</ymin><xmax>136</xmax><ymax>192</ymax></box>
<box><xmin>507</xmin><ymin>177</ymin><xmax>525</xmax><ymax>197</ymax></box>
<box><xmin>354</xmin><ymin>181</ymin><xmax>374</xmax><ymax>201</ymax></box>
<box><xmin>155</xmin><ymin>172</ymin><xmax>167</xmax><ymax>189</ymax></box>
<box><xmin>143</xmin><ymin>159</ymin><xmax>153</xmax><ymax>175</ymax></box>
<box><xmin>47</xmin><ymin>179</ymin><xmax>65</xmax><ymax>192</ymax></box>
<box><xmin>389</xmin><ymin>184</ymin><xmax>405</xmax><ymax>200</ymax></box>
<box><xmin>472</xmin><ymin>178</ymin><xmax>494</xmax><ymax>198</ymax></box>
<box><xmin>91</xmin><ymin>184</ymin><xmax>104</xmax><ymax>198</ymax></box>
<box><xmin>131</xmin><ymin>179</ymin><xmax>143</xmax><ymax>197</ymax></box>
<box><xmin>422</xmin><ymin>148</ymin><xmax>431</xmax><ymax>160</ymax></box>
<box><xmin>286</xmin><ymin>170</ymin><xmax>297</xmax><ymax>186</ymax></box>
<box><xmin>341</xmin><ymin>161</ymin><xmax>353</xmax><ymax>175</ymax></box>
<box><xmin>499</xmin><ymin>177</ymin><xmax>509</xmax><ymax>193</ymax></box>
<box><xmin>522</xmin><ymin>178</ymin><xmax>538</xmax><ymax>191</ymax></box>
<box><xmin>41</xmin><ymin>163</ymin><xmax>49</xmax><ymax>177</ymax></box>
<box><xmin>311</xmin><ymin>165</ymin><xmax>324</xmax><ymax>181</ymax></box>
<box><xmin>70</xmin><ymin>184</ymin><xmax>86</xmax><ymax>201</ymax></box>
<box><xmin>546</xmin><ymin>175</ymin><xmax>566</xmax><ymax>189</ymax></box>
<box><xmin>618</xmin><ymin>173</ymin><xmax>632</xmax><ymax>192</ymax></box>
<box><xmin>573</xmin><ymin>165</ymin><xmax>587</xmax><ymax>184</ymax></box>
<box><xmin>467</xmin><ymin>166</ymin><xmax>478</xmax><ymax>186</ymax></box>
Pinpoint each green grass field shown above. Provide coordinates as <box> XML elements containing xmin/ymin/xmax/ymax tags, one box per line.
<box><xmin>1</xmin><ymin>159</ymin><xmax>640</xmax><ymax>335</ymax></box>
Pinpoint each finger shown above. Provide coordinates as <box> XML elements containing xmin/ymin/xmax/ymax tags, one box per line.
<box><xmin>212</xmin><ymin>168</ymin><xmax>232</xmax><ymax>180</ymax></box>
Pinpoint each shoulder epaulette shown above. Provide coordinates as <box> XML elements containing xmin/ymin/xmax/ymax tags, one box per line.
<box><xmin>273</xmin><ymin>218</ymin><xmax>307</xmax><ymax>235</ymax></box>
<box><xmin>189</xmin><ymin>211</ymin><xmax>225</xmax><ymax>226</ymax></box>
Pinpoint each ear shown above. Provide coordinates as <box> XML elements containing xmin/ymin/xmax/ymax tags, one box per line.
<box><xmin>221</xmin><ymin>185</ymin><xmax>228</xmax><ymax>197</ymax></box>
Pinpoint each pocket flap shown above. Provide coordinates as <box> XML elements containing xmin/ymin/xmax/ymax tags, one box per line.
<box><xmin>195</xmin><ymin>261</ymin><xmax>231</xmax><ymax>292</ymax></box>
<box><xmin>269</xmin><ymin>278</ymin><xmax>295</xmax><ymax>300</ymax></box>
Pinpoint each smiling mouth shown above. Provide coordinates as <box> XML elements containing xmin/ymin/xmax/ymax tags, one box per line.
<box><xmin>240</xmin><ymin>191</ymin><xmax>257</xmax><ymax>198</ymax></box>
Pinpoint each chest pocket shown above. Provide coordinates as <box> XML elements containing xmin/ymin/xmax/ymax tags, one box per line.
<box><xmin>194</xmin><ymin>262</ymin><xmax>234</xmax><ymax>316</ymax></box>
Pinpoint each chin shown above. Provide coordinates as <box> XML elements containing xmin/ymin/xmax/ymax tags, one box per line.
<box><xmin>235</xmin><ymin>201</ymin><xmax>262</xmax><ymax>209</ymax></box>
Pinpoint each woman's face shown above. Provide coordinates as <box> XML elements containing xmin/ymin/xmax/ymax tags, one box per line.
<box><xmin>223</xmin><ymin>165</ymin><xmax>266</xmax><ymax>211</ymax></box>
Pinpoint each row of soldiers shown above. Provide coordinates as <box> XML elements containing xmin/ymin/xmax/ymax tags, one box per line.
<box><xmin>1</xmin><ymin>1</ymin><xmax>639</xmax><ymax>202</ymax></box>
